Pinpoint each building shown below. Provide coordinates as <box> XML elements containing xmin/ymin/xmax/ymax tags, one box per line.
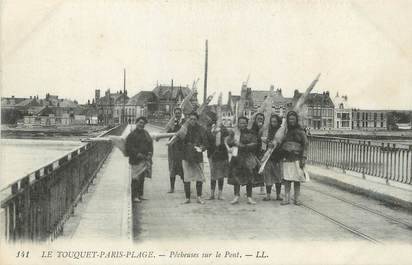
<box><xmin>1</xmin><ymin>96</ymin><xmax>30</xmax><ymax>109</ymax></box>
<box><xmin>351</xmin><ymin>109</ymin><xmax>388</xmax><ymax>130</ymax></box>
<box><xmin>95</xmin><ymin>89</ymin><xmax>129</xmax><ymax>124</ymax></box>
<box><xmin>149</xmin><ymin>83</ymin><xmax>198</xmax><ymax>119</ymax></box>
<box><xmin>333</xmin><ymin>93</ymin><xmax>352</xmax><ymax>130</ymax></box>
<box><xmin>2</xmin><ymin>94</ymin><xmax>81</xmax><ymax>125</ymax></box>
<box><xmin>221</xmin><ymin>104</ymin><xmax>234</xmax><ymax>127</ymax></box>
<box><xmin>124</xmin><ymin>91</ymin><xmax>156</xmax><ymax>123</ymax></box>
<box><xmin>235</xmin><ymin>83</ymin><xmax>294</xmax><ymax>120</ymax></box>
<box><xmin>205</xmin><ymin>104</ymin><xmax>234</xmax><ymax>127</ymax></box>
<box><xmin>293</xmin><ymin>90</ymin><xmax>334</xmax><ymax>130</ymax></box>
<box><xmin>1</xmin><ymin>96</ymin><xmax>31</xmax><ymax>124</ymax></box>
<box><xmin>93</xmin><ymin>81</ymin><xmax>198</xmax><ymax>124</ymax></box>
<box><xmin>78</xmin><ymin>103</ymin><xmax>99</xmax><ymax>125</ymax></box>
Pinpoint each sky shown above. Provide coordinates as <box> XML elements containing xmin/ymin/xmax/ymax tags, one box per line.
<box><xmin>1</xmin><ymin>0</ymin><xmax>412</xmax><ymax>109</ymax></box>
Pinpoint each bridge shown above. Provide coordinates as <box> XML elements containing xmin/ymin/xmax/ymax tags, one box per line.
<box><xmin>1</xmin><ymin>124</ymin><xmax>412</xmax><ymax>244</ymax></box>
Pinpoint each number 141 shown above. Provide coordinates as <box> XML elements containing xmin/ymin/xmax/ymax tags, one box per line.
<box><xmin>16</xmin><ymin>251</ymin><xmax>30</xmax><ymax>258</ymax></box>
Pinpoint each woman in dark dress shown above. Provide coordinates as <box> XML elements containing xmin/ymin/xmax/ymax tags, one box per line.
<box><xmin>251</xmin><ymin>113</ymin><xmax>265</xmax><ymax>193</ymax></box>
<box><xmin>125</xmin><ymin>117</ymin><xmax>153</xmax><ymax>203</ymax></box>
<box><xmin>280</xmin><ymin>111</ymin><xmax>309</xmax><ymax>205</ymax></box>
<box><xmin>227</xmin><ymin>116</ymin><xmax>259</xmax><ymax>205</ymax></box>
<box><xmin>165</xmin><ymin>107</ymin><xmax>185</xmax><ymax>193</ymax></box>
<box><xmin>262</xmin><ymin>114</ymin><xmax>283</xmax><ymax>201</ymax></box>
<box><xmin>207</xmin><ymin>121</ymin><xmax>229</xmax><ymax>200</ymax></box>
<box><xmin>181</xmin><ymin>112</ymin><xmax>209</xmax><ymax>204</ymax></box>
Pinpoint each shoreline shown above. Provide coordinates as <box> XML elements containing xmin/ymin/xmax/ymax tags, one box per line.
<box><xmin>1</xmin><ymin>125</ymin><xmax>111</xmax><ymax>141</ymax></box>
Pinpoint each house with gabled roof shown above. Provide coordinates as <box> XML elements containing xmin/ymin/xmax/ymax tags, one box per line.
<box><xmin>236</xmin><ymin>83</ymin><xmax>293</xmax><ymax>120</ymax></box>
<box><xmin>123</xmin><ymin>91</ymin><xmax>156</xmax><ymax>123</ymax></box>
<box><xmin>150</xmin><ymin>83</ymin><xmax>198</xmax><ymax>119</ymax></box>
<box><xmin>333</xmin><ymin>92</ymin><xmax>352</xmax><ymax>130</ymax></box>
<box><xmin>94</xmin><ymin>89</ymin><xmax>129</xmax><ymax>124</ymax></box>
<box><xmin>293</xmin><ymin>90</ymin><xmax>335</xmax><ymax>130</ymax></box>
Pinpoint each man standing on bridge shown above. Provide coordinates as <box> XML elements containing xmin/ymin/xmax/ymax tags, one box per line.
<box><xmin>165</xmin><ymin>107</ymin><xmax>185</xmax><ymax>193</ymax></box>
<box><xmin>125</xmin><ymin>116</ymin><xmax>153</xmax><ymax>203</ymax></box>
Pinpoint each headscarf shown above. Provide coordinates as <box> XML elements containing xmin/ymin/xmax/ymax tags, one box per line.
<box><xmin>286</xmin><ymin>111</ymin><xmax>301</xmax><ymax>129</ymax></box>
<box><xmin>251</xmin><ymin>113</ymin><xmax>264</xmax><ymax>135</ymax></box>
<box><xmin>268</xmin><ymin>113</ymin><xmax>282</xmax><ymax>139</ymax></box>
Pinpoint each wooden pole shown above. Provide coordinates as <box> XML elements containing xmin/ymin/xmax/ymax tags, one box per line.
<box><xmin>203</xmin><ymin>40</ymin><xmax>208</xmax><ymax>103</ymax></box>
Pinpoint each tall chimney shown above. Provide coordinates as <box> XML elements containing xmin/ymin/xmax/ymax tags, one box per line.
<box><xmin>203</xmin><ymin>39</ymin><xmax>208</xmax><ymax>103</ymax></box>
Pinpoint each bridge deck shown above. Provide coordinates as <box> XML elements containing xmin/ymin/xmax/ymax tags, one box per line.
<box><xmin>62</xmin><ymin>125</ymin><xmax>133</xmax><ymax>241</ymax></box>
<box><xmin>62</xmin><ymin>124</ymin><xmax>412</xmax><ymax>243</ymax></box>
<box><xmin>133</xmin><ymin>125</ymin><xmax>412</xmax><ymax>242</ymax></box>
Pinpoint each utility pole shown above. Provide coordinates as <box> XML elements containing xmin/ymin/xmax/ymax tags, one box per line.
<box><xmin>123</xmin><ymin>68</ymin><xmax>126</xmax><ymax>124</ymax></box>
<box><xmin>203</xmin><ymin>39</ymin><xmax>208</xmax><ymax>103</ymax></box>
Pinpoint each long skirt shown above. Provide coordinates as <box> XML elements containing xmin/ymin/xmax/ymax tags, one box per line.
<box><xmin>208</xmin><ymin>158</ymin><xmax>228</xmax><ymax>180</ymax></box>
<box><xmin>182</xmin><ymin>160</ymin><xmax>205</xmax><ymax>182</ymax></box>
<box><xmin>282</xmin><ymin>161</ymin><xmax>309</xmax><ymax>182</ymax></box>
<box><xmin>228</xmin><ymin>153</ymin><xmax>262</xmax><ymax>186</ymax></box>
<box><xmin>263</xmin><ymin>160</ymin><xmax>282</xmax><ymax>186</ymax></box>
<box><xmin>168</xmin><ymin>145</ymin><xmax>184</xmax><ymax>179</ymax></box>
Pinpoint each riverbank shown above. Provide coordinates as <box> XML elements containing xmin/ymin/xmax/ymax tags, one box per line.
<box><xmin>1</xmin><ymin>124</ymin><xmax>112</xmax><ymax>141</ymax></box>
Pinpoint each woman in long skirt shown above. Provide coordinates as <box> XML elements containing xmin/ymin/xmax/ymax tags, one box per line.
<box><xmin>181</xmin><ymin>112</ymin><xmax>209</xmax><ymax>204</ymax></box>
<box><xmin>125</xmin><ymin>117</ymin><xmax>153</xmax><ymax>203</ymax></box>
<box><xmin>279</xmin><ymin>111</ymin><xmax>309</xmax><ymax>205</ymax></box>
<box><xmin>262</xmin><ymin>114</ymin><xmax>283</xmax><ymax>201</ymax></box>
<box><xmin>166</xmin><ymin>107</ymin><xmax>185</xmax><ymax>193</ymax></box>
<box><xmin>206</xmin><ymin>121</ymin><xmax>229</xmax><ymax>200</ymax></box>
<box><xmin>250</xmin><ymin>113</ymin><xmax>265</xmax><ymax>192</ymax></box>
<box><xmin>227</xmin><ymin>116</ymin><xmax>259</xmax><ymax>205</ymax></box>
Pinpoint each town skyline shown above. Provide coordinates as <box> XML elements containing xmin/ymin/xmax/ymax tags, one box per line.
<box><xmin>2</xmin><ymin>1</ymin><xmax>412</xmax><ymax>110</ymax></box>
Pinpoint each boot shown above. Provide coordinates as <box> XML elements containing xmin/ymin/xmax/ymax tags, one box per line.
<box><xmin>294</xmin><ymin>183</ymin><xmax>302</xmax><ymax>205</ymax></box>
<box><xmin>275</xmin><ymin>183</ymin><xmax>283</xmax><ymax>201</ymax></box>
<box><xmin>207</xmin><ymin>190</ymin><xmax>215</xmax><ymax>200</ymax></box>
<box><xmin>281</xmin><ymin>192</ymin><xmax>290</xmax><ymax>205</ymax></box>
<box><xmin>230</xmin><ymin>196</ymin><xmax>240</xmax><ymax>204</ymax></box>
<box><xmin>262</xmin><ymin>194</ymin><xmax>271</xmax><ymax>201</ymax></box>
<box><xmin>197</xmin><ymin>197</ymin><xmax>205</xmax><ymax>204</ymax></box>
<box><xmin>167</xmin><ymin>177</ymin><xmax>175</xmax><ymax>193</ymax></box>
<box><xmin>217</xmin><ymin>190</ymin><xmax>224</xmax><ymax>200</ymax></box>
<box><xmin>247</xmin><ymin>197</ymin><xmax>257</xmax><ymax>205</ymax></box>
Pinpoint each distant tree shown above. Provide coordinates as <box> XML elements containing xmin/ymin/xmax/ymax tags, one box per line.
<box><xmin>387</xmin><ymin>111</ymin><xmax>411</xmax><ymax>130</ymax></box>
<box><xmin>1</xmin><ymin>109</ymin><xmax>23</xmax><ymax>124</ymax></box>
<box><xmin>396</xmin><ymin>112</ymin><xmax>411</xmax><ymax>123</ymax></box>
<box><xmin>387</xmin><ymin>112</ymin><xmax>399</xmax><ymax>130</ymax></box>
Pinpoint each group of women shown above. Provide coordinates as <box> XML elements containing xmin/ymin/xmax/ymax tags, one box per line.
<box><xmin>126</xmin><ymin>108</ymin><xmax>309</xmax><ymax>206</ymax></box>
<box><xmin>224</xmin><ymin>111</ymin><xmax>308</xmax><ymax>205</ymax></box>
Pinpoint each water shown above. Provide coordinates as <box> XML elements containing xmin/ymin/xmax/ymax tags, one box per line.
<box><xmin>0</xmin><ymin>139</ymin><xmax>82</xmax><ymax>189</ymax></box>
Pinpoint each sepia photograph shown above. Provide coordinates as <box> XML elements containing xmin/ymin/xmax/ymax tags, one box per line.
<box><xmin>1</xmin><ymin>1</ymin><xmax>412</xmax><ymax>264</ymax></box>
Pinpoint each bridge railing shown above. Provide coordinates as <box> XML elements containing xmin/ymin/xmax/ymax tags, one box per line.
<box><xmin>0</xmin><ymin>124</ymin><xmax>127</xmax><ymax>242</ymax></box>
<box><xmin>307</xmin><ymin>135</ymin><xmax>412</xmax><ymax>185</ymax></box>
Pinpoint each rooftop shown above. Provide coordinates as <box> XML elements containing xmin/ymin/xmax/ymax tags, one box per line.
<box><xmin>152</xmin><ymin>85</ymin><xmax>193</xmax><ymax>101</ymax></box>
<box><xmin>127</xmin><ymin>91</ymin><xmax>156</xmax><ymax>106</ymax></box>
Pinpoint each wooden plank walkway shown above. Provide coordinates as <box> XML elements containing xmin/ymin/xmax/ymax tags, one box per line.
<box><xmin>61</xmin><ymin>125</ymin><xmax>133</xmax><ymax>241</ymax></box>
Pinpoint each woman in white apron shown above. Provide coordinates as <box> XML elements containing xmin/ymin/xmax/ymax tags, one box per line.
<box><xmin>279</xmin><ymin>111</ymin><xmax>309</xmax><ymax>205</ymax></box>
